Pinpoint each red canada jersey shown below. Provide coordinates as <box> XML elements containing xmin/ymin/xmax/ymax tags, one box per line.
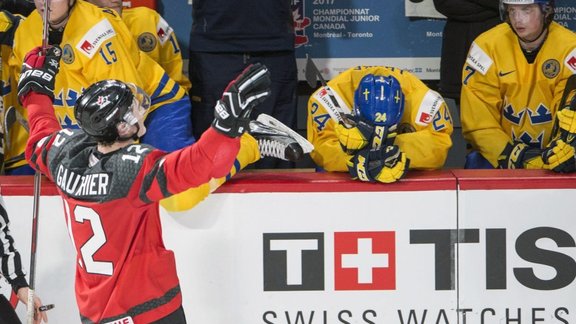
<box><xmin>24</xmin><ymin>95</ymin><xmax>240</xmax><ymax>323</ymax></box>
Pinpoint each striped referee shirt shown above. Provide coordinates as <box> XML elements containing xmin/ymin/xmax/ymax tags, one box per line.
<box><xmin>0</xmin><ymin>197</ymin><xmax>28</xmax><ymax>293</ymax></box>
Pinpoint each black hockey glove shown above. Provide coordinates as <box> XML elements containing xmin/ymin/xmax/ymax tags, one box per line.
<box><xmin>335</xmin><ymin>113</ymin><xmax>399</xmax><ymax>154</ymax></box>
<box><xmin>347</xmin><ymin>145</ymin><xmax>410</xmax><ymax>184</ymax></box>
<box><xmin>212</xmin><ymin>63</ymin><xmax>271</xmax><ymax>138</ymax></box>
<box><xmin>497</xmin><ymin>141</ymin><xmax>544</xmax><ymax>169</ymax></box>
<box><xmin>542</xmin><ymin>139</ymin><xmax>576</xmax><ymax>173</ymax></box>
<box><xmin>18</xmin><ymin>46</ymin><xmax>62</xmax><ymax>104</ymax></box>
<box><xmin>334</xmin><ymin>114</ymin><xmax>374</xmax><ymax>153</ymax></box>
<box><xmin>555</xmin><ymin>107</ymin><xmax>576</xmax><ymax>144</ymax></box>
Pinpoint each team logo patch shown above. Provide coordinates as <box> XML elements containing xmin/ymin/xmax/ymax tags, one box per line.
<box><xmin>156</xmin><ymin>17</ymin><xmax>173</xmax><ymax>45</ymax></box>
<box><xmin>415</xmin><ymin>90</ymin><xmax>444</xmax><ymax>126</ymax></box>
<box><xmin>62</xmin><ymin>44</ymin><xmax>75</xmax><ymax>64</ymax></box>
<box><xmin>137</xmin><ymin>32</ymin><xmax>156</xmax><ymax>52</ymax></box>
<box><xmin>97</xmin><ymin>95</ymin><xmax>112</xmax><ymax>108</ymax></box>
<box><xmin>76</xmin><ymin>19</ymin><xmax>116</xmax><ymax>59</ymax></box>
<box><xmin>565</xmin><ymin>48</ymin><xmax>576</xmax><ymax>73</ymax></box>
<box><xmin>465</xmin><ymin>42</ymin><xmax>493</xmax><ymax>75</ymax></box>
<box><xmin>542</xmin><ymin>59</ymin><xmax>560</xmax><ymax>79</ymax></box>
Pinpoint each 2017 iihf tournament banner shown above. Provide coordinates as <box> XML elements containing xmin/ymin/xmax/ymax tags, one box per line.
<box><xmin>292</xmin><ymin>0</ymin><xmax>576</xmax><ymax>80</ymax></box>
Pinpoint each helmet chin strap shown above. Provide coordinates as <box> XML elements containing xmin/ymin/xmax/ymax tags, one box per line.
<box><xmin>49</xmin><ymin>14</ymin><xmax>69</xmax><ymax>29</ymax></box>
<box><xmin>117</xmin><ymin>124</ymin><xmax>141</xmax><ymax>142</ymax></box>
<box><xmin>511</xmin><ymin>14</ymin><xmax>548</xmax><ymax>48</ymax></box>
<box><xmin>517</xmin><ymin>25</ymin><xmax>548</xmax><ymax>44</ymax></box>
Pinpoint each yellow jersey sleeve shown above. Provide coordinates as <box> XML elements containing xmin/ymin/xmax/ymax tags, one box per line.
<box><xmin>123</xmin><ymin>7</ymin><xmax>191</xmax><ymax>91</ymax></box>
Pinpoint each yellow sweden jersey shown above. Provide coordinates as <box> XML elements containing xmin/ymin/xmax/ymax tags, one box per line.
<box><xmin>307</xmin><ymin>66</ymin><xmax>453</xmax><ymax>171</ymax></box>
<box><xmin>1</xmin><ymin>44</ymin><xmax>24</xmax><ymax>170</ymax></box>
<box><xmin>7</xmin><ymin>0</ymin><xmax>186</xmax><ymax>170</ymax></box>
<box><xmin>122</xmin><ymin>7</ymin><xmax>191</xmax><ymax>91</ymax></box>
<box><xmin>0</xmin><ymin>11</ymin><xmax>24</xmax><ymax>170</ymax></box>
<box><xmin>460</xmin><ymin>22</ymin><xmax>576</xmax><ymax>167</ymax></box>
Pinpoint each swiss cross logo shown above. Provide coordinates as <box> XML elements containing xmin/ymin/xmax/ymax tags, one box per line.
<box><xmin>263</xmin><ymin>231</ymin><xmax>396</xmax><ymax>292</ymax></box>
<box><xmin>334</xmin><ymin>231</ymin><xmax>396</xmax><ymax>290</ymax></box>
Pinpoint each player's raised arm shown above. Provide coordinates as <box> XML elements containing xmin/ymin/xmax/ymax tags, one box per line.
<box><xmin>18</xmin><ymin>46</ymin><xmax>63</xmax><ymax>176</ymax></box>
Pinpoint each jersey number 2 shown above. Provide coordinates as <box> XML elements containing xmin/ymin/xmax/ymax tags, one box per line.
<box><xmin>64</xmin><ymin>201</ymin><xmax>113</xmax><ymax>276</ymax></box>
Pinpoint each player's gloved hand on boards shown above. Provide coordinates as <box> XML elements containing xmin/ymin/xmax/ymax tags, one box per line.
<box><xmin>18</xmin><ymin>45</ymin><xmax>62</xmax><ymax>104</ymax></box>
<box><xmin>335</xmin><ymin>114</ymin><xmax>373</xmax><ymax>153</ymax></box>
<box><xmin>347</xmin><ymin>145</ymin><xmax>409</xmax><ymax>184</ymax></box>
<box><xmin>371</xmin><ymin>124</ymin><xmax>398</xmax><ymax>150</ymax></box>
<box><xmin>335</xmin><ymin>114</ymin><xmax>398</xmax><ymax>154</ymax></box>
<box><xmin>212</xmin><ymin>63</ymin><xmax>271</xmax><ymax>138</ymax></box>
<box><xmin>542</xmin><ymin>139</ymin><xmax>575</xmax><ymax>173</ymax></box>
<box><xmin>556</xmin><ymin>109</ymin><xmax>576</xmax><ymax>140</ymax></box>
<box><xmin>497</xmin><ymin>141</ymin><xmax>544</xmax><ymax>169</ymax></box>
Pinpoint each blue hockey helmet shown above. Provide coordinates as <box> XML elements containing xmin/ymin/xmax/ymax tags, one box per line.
<box><xmin>499</xmin><ymin>0</ymin><xmax>555</xmax><ymax>26</ymax></box>
<box><xmin>353</xmin><ymin>74</ymin><xmax>405</xmax><ymax>127</ymax></box>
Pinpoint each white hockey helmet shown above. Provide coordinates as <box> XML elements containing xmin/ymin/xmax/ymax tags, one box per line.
<box><xmin>499</xmin><ymin>0</ymin><xmax>555</xmax><ymax>25</ymax></box>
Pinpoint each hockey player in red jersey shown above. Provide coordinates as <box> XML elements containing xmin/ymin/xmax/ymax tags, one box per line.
<box><xmin>19</xmin><ymin>45</ymin><xmax>272</xmax><ymax>323</ymax></box>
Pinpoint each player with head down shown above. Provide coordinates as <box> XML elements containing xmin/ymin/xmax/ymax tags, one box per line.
<box><xmin>461</xmin><ymin>0</ymin><xmax>576</xmax><ymax>172</ymax></box>
<box><xmin>307</xmin><ymin>66</ymin><xmax>453</xmax><ymax>183</ymax></box>
<box><xmin>17</xmin><ymin>45</ymin><xmax>310</xmax><ymax>323</ymax></box>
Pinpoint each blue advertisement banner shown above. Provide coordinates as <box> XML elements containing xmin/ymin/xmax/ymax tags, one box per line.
<box><xmin>161</xmin><ymin>0</ymin><xmax>575</xmax><ymax>80</ymax></box>
<box><xmin>291</xmin><ymin>0</ymin><xmax>576</xmax><ymax>80</ymax></box>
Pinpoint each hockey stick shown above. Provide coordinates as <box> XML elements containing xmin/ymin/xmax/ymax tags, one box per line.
<box><xmin>305</xmin><ymin>55</ymin><xmax>353</xmax><ymax>127</ymax></box>
<box><xmin>41</xmin><ymin>0</ymin><xmax>50</xmax><ymax>55</ymax></box>
<box><xmin>27</xmin><ymin>173</ymin><xmax>41</xmax><ymax>324</ymax></box>
<box><xmin>27</xmin><ymin>1</ymin><xmax>51</xmax><ymax>322</ymax></box>
<box><xmin>553</xmin><ymin>74</ymin><xmax>576</xmax><ymax>144</ymax></box>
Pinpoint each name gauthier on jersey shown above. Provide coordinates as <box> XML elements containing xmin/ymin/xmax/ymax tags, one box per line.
<box><xmin>56</xmin><ymin>164</ymin><xmax>110</xmax><ymax>197</ymax></box>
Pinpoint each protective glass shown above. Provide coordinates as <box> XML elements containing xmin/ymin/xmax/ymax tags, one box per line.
<box><xmin>121</xmin><ymin>83</ymin><xmax>150</xmax><ymax>126</ymax></box>
<box><xmin>506</xmin><ymin>4</ymin><xmax>539</xmax><ymax>21</ymax></box>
